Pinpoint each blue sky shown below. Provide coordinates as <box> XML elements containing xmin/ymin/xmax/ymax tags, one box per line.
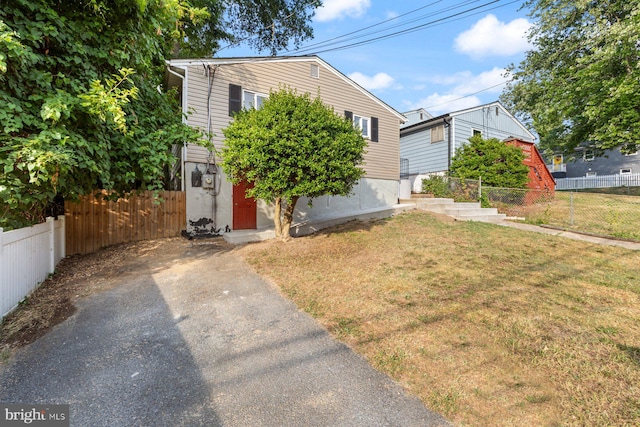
<box><xmin>219</xmin><ymin>0</ymin><xmax>534</xmax><ymax>116</ymax></box>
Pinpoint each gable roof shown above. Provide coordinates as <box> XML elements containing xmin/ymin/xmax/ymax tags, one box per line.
<box><xmin>399</xmin><ymin>101</ymin><xmax>535</xmax><ymax>141</ymax></box>
<box><xmin>166</xmin><ymin>55</ymin><xmax>406</xmax><ymax>123</ymax></box>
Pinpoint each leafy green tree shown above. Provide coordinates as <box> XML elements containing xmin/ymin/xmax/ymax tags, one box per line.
<box><xmin>501</xmin><ymin>0</ymin><xmax>640</xmax><ymax>155</ymax></box>
<box><xmin>449</xmin><ymin>136</ymin><xmax>529</xmax><ymax>188</ymax></box>
<box><xmin>177</xmin><ymin>0</ymin><xmax>320</xmax><ymax>57</ymax></box>
<box><xmin>0</xmin><ymin>0</ymin><xmax>319</xmax><ymax>230</ymax></box>
<box><xmin>221</xmin><ymin>88</ymin><xmax>367</xmax><ymax>241</ymax></box>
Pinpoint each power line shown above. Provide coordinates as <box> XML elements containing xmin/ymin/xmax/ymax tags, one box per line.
<box><xmin>287</xmin><ymin>0</ymin><xmax>450</xmax><ymax>53</ymax></box>
<box><xmin>291</xmin><ymin>0</ymin><xmax>519</xmax><ymax>56</ymax></box>
<box><xmin>423</xmin><ymin>81</ymin><xmax>508</xmax><ymax>110</ymax></box>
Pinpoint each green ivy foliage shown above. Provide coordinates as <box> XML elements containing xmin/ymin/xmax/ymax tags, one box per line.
<box><xmin>449</xmin><ymin>136</ymin><xmax>529</xmax><ymax>189</ymax></box>
<box><xmin>0</xmin><ymin>0</ymin><xmax>208</xmax><ymax>230</ymax></box>
<box><xmin>221</xmin><ymin>87</ymin><xmax>367</xmax><ymax>238</ymax></box>
<box><xmin>0</xmin><ymin>0</ymin><xmax>319</xmax><ymax>230</ymax></box>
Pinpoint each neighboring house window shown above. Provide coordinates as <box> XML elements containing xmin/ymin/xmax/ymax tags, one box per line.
<box><xmin>583</xmin><ymin>149</ymin><xmax>595</xmax><ymax>161</ymax></box>
<box><xmin>431</xmin><ymin>125</ymin><xmax>444</xmax><ymax>143</ymax></box>
<box><xmin>472</xmin><ymin>129</ymin><xmax>482</xmax><ymax>138</ymax></box>
<box><xmin>243</xmin><ymin>90</ymin><xmax>267</xmax><ymax>110</ymax></box>
<box><xmin>310</xmin><ymin>64</ymin><xmax>319</xmax><ymax>78</ymax></box>
<box><xmin>586</xmin><ymin>172</ymin><xmax>597</xmax><ymax>177</ymax></box>
<box><xmin>620</xmin><ymin>168</ymin><xmax>632</xmax><ymax>175</ymax></box>
<box><xmin>344</xmin><ymin>111</ymin><xmax>378</xmax><ymax>142</ymax></box>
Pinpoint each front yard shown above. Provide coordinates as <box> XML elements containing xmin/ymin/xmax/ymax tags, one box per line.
<box><xmin>241</xmin><ymin>211</ymin><xmax>640</xmax><ymax>427</ymax></box>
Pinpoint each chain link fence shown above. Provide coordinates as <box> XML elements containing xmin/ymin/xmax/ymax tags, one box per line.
<box><xmin>483</xmin><ymin>187</ymin><xmax>640</xmax><ymax>241</ymax></box>
<box><xmin>420</xmin><ymin>176</ymin><xmax>640</xmax><ymax>241</ymax></box>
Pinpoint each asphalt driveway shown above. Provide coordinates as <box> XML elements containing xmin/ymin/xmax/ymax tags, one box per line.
<box><xmin>0</xmin><ymin>238</ymin><xmax>449</xmax><ymax>426</ymax></box>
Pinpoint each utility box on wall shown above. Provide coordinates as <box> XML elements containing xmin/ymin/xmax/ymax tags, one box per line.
<box><xmin>202</xmin><ymin>174</ymin><xmax>215</xmax><ymax>189</ymax></box>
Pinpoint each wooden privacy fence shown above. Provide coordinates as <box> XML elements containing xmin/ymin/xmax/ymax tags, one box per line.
<box><xmin>65</xmin><ymin>190</ymin><xmax>186</xmax><ymax>255</ymax></box>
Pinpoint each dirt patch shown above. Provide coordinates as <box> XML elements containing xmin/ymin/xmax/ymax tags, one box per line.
<box><xmin>0</xmin><ymin>236</ymin><xmax>230</xmax><ymax>360</ymax></box>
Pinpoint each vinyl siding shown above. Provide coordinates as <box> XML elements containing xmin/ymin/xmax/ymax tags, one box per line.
<box><xmin>451</xmin><ymin>106</ymin><xmax>533</xmax><ymax>152</ymax></box>
<box><xmin>400</xmin><ymin>125</ymin><xmax>449</xmax><ymax>175</ymax></box>
<box><xmin>183</xmin><ymin>59</ymin><xmax>401</xmax><ymax>180</ymax></box>
<box><xmin>565</xmin><ymin>148</ymin><xmax>640</xmax><ymax>177</ymax></box>
<box><xmin>401</xmin><ymin>109</ymin><xmax>432</xmax><ymax>128</ymax></box>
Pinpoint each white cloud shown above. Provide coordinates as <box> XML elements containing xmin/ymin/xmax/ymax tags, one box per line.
<box><xmin>405</xmin><ymin>94</ymin><xmax>482</xmax><ymax>115</ymax></box>
<box><xmin>451</xmin><ymin>67</ymin><xmax>506</xmax><ymax>95</ymax></box>
<box><xmin>348</xmin><ymin>71</ymin><xmax>396</xmax><ymax>91</ymax></box>
<box><xmin>385</xmin><ymin>10</ymin><xmax>399</xmax><ymax>20</ymax></box>
<box><xmin>454</xmin><ymin>14</ymin><xmax>532</xmax><ymax>59</ymax></box>
<box><xmin>315</xmin><ymin>0</ymin><xmax>371</xmax><ymax>22</ymax></box>
<box><xmin>403</xmin><ymin>68</ymin><xmax>507</xmax><ymax>115</ymax></box>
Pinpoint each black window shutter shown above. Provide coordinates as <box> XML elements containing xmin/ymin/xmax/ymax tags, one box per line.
<box><xmin>229</xmin><ymin>84</ymin><xmax>242</xmax><ymax>116</ymax></box>
<box><xmin>371</xmin><ymin>117</ymin><xmax>379</xmax><ymax>142</ymax></box>
<box><xmin>344</xmin><ymin>110</ymin><xmax>353</xmax><ymax>121</ymax></box>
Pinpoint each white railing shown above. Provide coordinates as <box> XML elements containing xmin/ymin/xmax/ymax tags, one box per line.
<box><xmin>1</xmin><ymin>216</ymin><xmax>66</xmax><ymax>318</ymax></box>
<box><xmin>546</xmin><ymin>163</ymin><xmax>567</xmax><ymax>173</ymax></box>
<box><xmin>555</xmin><ymin>173</ymin><xmax>640</xmax><ymax>190</ymax></box>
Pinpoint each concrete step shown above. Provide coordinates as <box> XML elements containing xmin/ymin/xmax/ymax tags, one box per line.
<box><xmin>453</xmin><ymin>213</ymin><xmax>507</xmax><ymax>222</ymax></box>
<box><xmin>399</xmin><ymin>197</ymin><xmax>454</xmax><ymax>205</ymax></box>
<box><xmin>444</xmin><ymin>207</ymin><xmax>499</xmax><ymax>216</ymax></box>
<box><xmin>400</xmin><ymin>197</ymin><xmax>506</xmax><ymax>224</ymax></box>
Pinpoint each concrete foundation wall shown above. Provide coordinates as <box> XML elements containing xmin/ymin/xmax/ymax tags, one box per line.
<box><xmin>185</xmin><ymin>160</ymin><xmax>398</xmax><ymax>235</ymax></box>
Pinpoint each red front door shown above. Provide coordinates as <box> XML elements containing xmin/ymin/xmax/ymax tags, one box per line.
<box><xmin>232</xmin><ymin>180</ymin><xmax>257</xmax><ymax>230</ymax></box>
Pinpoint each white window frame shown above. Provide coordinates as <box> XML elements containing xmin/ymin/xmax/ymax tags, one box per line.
<box><xmin>585</xmin><ymin>171</ymin><xmax>597</xmax><ymax>177</ymax></box>
<box><xmin>620</xmin><ymin>168</ymin><xmax>632</xmax><ymax>175</ymax></box>
<box><xmin>243</xmin><ymin>90</ymin><xmax>268</xmax><ymax>110</ymax></box>
<box><xmin>353</xmin><ymin>115</ymin><xmax>370</xmax><ymax>139</ymax></box>
<box><xmin>472</xmin><ymin>128</ymin><xmax>482</xmax><ymax>138</ymax></box>
<box><xmin>431</xmin><ymin>125</ymin><xmax>444</xmax><ymax>143</ymax></box>
<box><xmin>583</xmin><ymin>149</ymin><xmax>595</xmax><ymax>161</ymax></box>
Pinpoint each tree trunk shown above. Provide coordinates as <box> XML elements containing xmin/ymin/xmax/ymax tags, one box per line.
<box><xmin>279</xmin><ymin>196</ymin><xmax>298</xmax><ymax>242</ymax></box>
<box><xmin>274</xmin><ymin>197</ymin><xmax>283</xmax><ymax>238</ymax></box>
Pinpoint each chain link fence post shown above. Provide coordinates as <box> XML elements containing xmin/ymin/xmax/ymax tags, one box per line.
<box><xmin>570</xmin><ymin>191</ymin><xmax>574</xmax><ymax>226</ymax></box>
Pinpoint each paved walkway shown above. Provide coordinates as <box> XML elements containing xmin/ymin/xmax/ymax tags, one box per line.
<box><xmin>0</xmin><ymin>239</ymin><xmax>449</xmax><ymax>427</ymax></box>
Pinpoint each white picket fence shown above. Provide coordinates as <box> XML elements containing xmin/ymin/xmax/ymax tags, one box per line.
<box><xmin>1</xmin><ymin>217</ymin><xmax>66</xmax><ymax>318</ymax></box>
<box><xmin>555</xmin><ymin>173</ymin><xmax>640</xmax><ymax>190</ymax></box>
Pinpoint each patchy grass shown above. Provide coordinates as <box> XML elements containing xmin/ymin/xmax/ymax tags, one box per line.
<box><xmin>240</xmin><ymin>211</ymin><xmax>640</xmax><ymax>427</ymax></box>
<box><xmin>526</xmin><ymin>191</ymin><xmax>640</xmax><ymax>241</ymax></box>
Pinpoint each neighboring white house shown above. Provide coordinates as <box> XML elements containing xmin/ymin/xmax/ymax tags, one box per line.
<box><xmin>165</xmin><ymin>56</ymin><xmax>406</xmax><ymax>240</ymax></box>
<box><xmin>399</xmin><ymin>101</ymin><xmax>536</xmax><ymax>192</ymax></box>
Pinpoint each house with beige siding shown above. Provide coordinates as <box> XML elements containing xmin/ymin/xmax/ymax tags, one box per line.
<box><xmin>165</xmin><ymin>56</ymin><xmax>406</xmax><ymax>239</ymax></box>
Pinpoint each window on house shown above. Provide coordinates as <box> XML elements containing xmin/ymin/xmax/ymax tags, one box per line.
<box><xmin>345</xmin><ymin>111</ymin><xmax>378</xmax><ymax>142</ymax></box>
<box><xmin>586</xmin><ymin>172</ymin><xmax>597</xmax><ymax>177</ymax></box>
<box><xmin>431</xmin><ymin>125</ymin><xmax>444</xmax><ymax>143</ymax></box>
<box><xmin>353</xmin><ymin>115</ymin><xmax>370</xmax><ymax>139</ymax></box>
<box><xmin>583</xmin><ymin>149</ymin><xmax>595</xmax><ymax>161</ymax></box>
<box><xmin>243</xmin><ymin>90</ymin><xmax>267</xmax><ymax>110</ymax></box>
<box><xmin>472</xmin><ymin>129</ymin><xmax>482</xmax><ymax>138</ymax></box>
<box><xmin>310</xmin><ymin>64</ymin><xmax>319</xmax><ymax>78</ymax></box>
<box><xmin>620</xmin><ymin>168</ymin><xmax>632</xmax><ymax>175</ymax></box>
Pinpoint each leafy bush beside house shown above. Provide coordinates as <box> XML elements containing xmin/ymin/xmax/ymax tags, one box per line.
<box><xmin>449</xmin><ymin>136</ymin><xmax>529</xmax><ymax>188</ymax></box>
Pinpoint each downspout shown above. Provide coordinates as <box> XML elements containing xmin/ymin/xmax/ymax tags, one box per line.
<box><xmin>167</xmin><ymin>66</ymin><xmax>188</xmax><ymax>191</ymax></box>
